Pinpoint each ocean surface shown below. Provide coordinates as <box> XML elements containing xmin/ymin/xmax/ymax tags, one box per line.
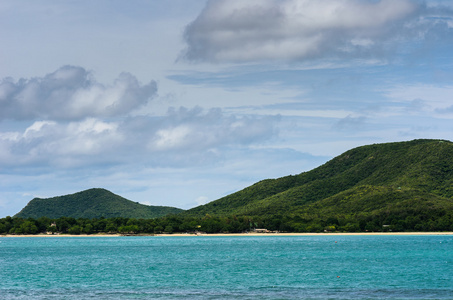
<box><xmin>1</xmin><ymin>235</ymin><xmax>452</xmax><ymax>299</ymax></box>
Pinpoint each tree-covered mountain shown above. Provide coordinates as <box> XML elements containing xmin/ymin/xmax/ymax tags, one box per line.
<box><xmin>14</xmin><ymin>188</ymin><xmax>184</xmax><ymax>219</ymax></box>
<box><xmin>183</xmin><ymin>139</ymin><xmax>453</xmax><ymax>226</ymax></box>
<box><xmin>9</xmin><ymin>139</ymin><xmax>453</xmax><ymax>233</ymax></box>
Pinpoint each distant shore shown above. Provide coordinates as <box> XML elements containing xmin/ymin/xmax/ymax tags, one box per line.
<box><xmin>158</xmin><ymin>232</ymin><xmax>453</xmax><ymax>237</ymax></box>
<box><xmin>2</xmin><ymin>232</ymin><xmax>453</xmax><ymax>238</ymax></box>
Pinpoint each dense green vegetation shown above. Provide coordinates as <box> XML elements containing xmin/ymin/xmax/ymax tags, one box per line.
<box><xmin>14</xmin><ymin>188</ymin><xmax>184</xmax><ymax>219</ymax></box>
<box><xmin>183</xmin><ymin>139</ymin><xmax>453</xmax><ymax>218</ymax></box>
<box><xmin>2</xmin><ymin>207</ymin><xmax>453</xmax><ymax>235</ymax></box>
<box><xmin>4</xmin><ymin>139</ymin><xmax>453</xmax><ymax>234</ymax></box>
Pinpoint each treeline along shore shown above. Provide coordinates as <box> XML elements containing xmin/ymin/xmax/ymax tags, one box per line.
<box><xmin>2</xmin><ymin>210</ymin><xmax>453</xmax><ymax>236</ymax></box>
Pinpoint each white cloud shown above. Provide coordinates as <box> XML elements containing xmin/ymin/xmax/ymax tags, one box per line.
<box><xmin>0</xmin><ymin>107</ymin><xmax>280</xmax><ymax>170</ymax></box>
<box><xmin>24</xmin><ymin>121</ymin><xmax>57</xmax><ymax>138</ymax></box>
<box><xmin>147</xmin><ymin>107</ymin><xmax>280</xmax><ymax>153</ymax></box>
<box><xmin>153</xmin><ymin>126</ymin><xmax>193</xmax><ymax>151</ymax></box>
<box><xmin>0</xmin><ymin>66</ymin><xmax>157</xmax><ymax>121</ymax></box>
<box><xmin>182</xmin><ymin>0</ymin><xmax>453</xmax><ymax>63</ymax></box>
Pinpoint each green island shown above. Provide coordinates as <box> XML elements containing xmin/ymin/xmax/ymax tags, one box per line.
<box><xmin>2</xmin><ymin>139</ymin><xmax>453</xmax><ymax>235</ymax></box>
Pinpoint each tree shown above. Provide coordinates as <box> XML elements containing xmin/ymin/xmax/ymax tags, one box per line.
<box><xmin>19</xmin><ymin>220</ymin><xmax>39</xmax><ymax>234</ymax></box>
<box><xmin>164</xmin><ymin>226</ymin><xmax>174</xmax><ymax>233</ymax></box>
<box><xmin>56</xmin><ymin>218</ymin><xmax>70</xmax><ymax>233</ymax></box>
<box><xmin>83</xmin><ymin>224</ymin><xmax>94</xmax><ymax>234</ymax></box>
<box><xmin>47</xmin><ymin>225</ymin><xmax>57</xmax><ymax>234</ymax></box>
<box><xmin>343</xmin><ymin>223</ymin><xmax>360</xmax><ymax>232</ymax></box>
<box><xmin>68</xmin><ymin>225</ymin><xmax>81</xmax><ymax>235</ymax></box>
<box><xmin>105</xmin><ymin>221</ymin><xmax>117</xmax><ymax>232</ymax></box>
<box><xmin>154</xmin><ymin>225</ymin><xmax>163</xmax><ymax>233</ymax></box>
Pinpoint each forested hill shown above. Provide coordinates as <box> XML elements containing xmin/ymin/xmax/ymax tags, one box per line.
<box><xmin>7</xmin><ymin>139</ymin><xmax>453</xmax><ymax>233</ymax></box>
<box><xmin>14</xmin><ymin>188</ymin><xmax>184</xmax><ymax>219</ymax></box>
<box><xmin>184</xmin><ymin>139</ymin><xmax>453</xmax><ymax>221</ymax></box>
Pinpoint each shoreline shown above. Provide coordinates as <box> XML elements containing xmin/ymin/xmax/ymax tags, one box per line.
<box><xmin>1</xmin><ymin>232</ymin><xmax>453</xmax><ymax>238</ymax></box>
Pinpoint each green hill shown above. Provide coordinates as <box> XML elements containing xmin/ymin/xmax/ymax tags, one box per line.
<box><xmin>14</xmin><ymin>188</ymin><xmax>184</xmax><ymax>219</ymax></box>
<box><xmin>10</xmin><ymin>139</ymin><xmax>453</xmax><ymax>233</ymax></box>
<box><xmin>183</xmin><ymin>139</ymin><xmax>453</xmax><ymax>228</ymax></box>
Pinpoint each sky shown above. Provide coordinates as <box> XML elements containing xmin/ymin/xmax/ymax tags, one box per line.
<box><xmin>1</xmin><ymin>0</ymin><xmax>453</xmax><ymax>217</ymax></box>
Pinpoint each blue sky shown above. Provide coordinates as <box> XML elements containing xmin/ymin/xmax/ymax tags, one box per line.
<box><xmin>1</xmin><ymin>0</ymin><xmax>453</xmax><ymax>217</ymax></box>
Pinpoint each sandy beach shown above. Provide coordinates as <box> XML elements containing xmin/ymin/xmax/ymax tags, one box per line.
<box><xmin>2</xmin><ymin>232</ymin><xmax>453</xmax><ymax>237</ymax></box>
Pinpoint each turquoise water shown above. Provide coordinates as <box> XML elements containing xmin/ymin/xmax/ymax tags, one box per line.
<box><xmin>1</xmin><ymin>235</ymin><xmax>452</xmax><ymax>299</ymax></box>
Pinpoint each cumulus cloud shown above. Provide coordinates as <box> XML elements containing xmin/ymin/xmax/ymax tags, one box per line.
<box><xmin>0</xmin><ymin>66</ymin><xmax>157</xmax><ymax>121</ymax></box>
<box><xmin>182</xmin><ymin>0</ymin><xmax>452</xmax><ymax>63</ymax></box>
<box><xmin>0</xmin><ymin>107</ymin><xmax>279</xmax><ymax>170</ymax></box>
<box><xmin>0</xmin><ymin>118</ymin><xmax>121</xmax><ymax>169</ymax></box>
<box><xmin>148</xmin><ymin>106</ymin><xmax>279</xmax><ymax>152</ymax></box>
